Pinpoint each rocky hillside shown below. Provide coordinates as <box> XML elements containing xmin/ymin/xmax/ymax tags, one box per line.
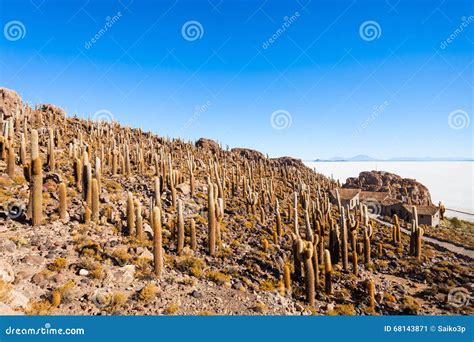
<box><xmin>0</xmin><ymin>87</ymin><xmax>472</xmax><ymax>316</ymax></box>
<box><xmin>343</xmin><ymin>171</ymin><xmax>432</xmax><ymax>205</ymax></box>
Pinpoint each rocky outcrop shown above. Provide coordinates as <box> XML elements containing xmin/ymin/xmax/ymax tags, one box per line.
<box><xmin>343</xmin><ymin>170</ymin><xmax>432</xmax><ymax>205</ymax></box>
<box><xmin>195</xmin><ymin>138</ymin><xmax>220</xmax><ymax>153</ymax></box>
<box><xmin>38</xmin><ymin>104</ymin><xmax>66</xmax><ymax>117</ymax></box>
<box><xmin>271</xmin><ymin>156</ymin><xmax>305</xmax><ymax>168</ymax></box>
<box><xmin>231</xmin><ymin>148</ymin><xmax>264</xmax><ymax>161</ymax></box>
<box><xmin>0</xmin><ymin>87</ymin><xmax>22</xmax><ymax>117</ymax></box>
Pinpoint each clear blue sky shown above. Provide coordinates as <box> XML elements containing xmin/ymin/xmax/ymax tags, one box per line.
<box><xmin>0</xmin><ymin>0</ymin><xmax>472</xmax><ymax>160</ymax></box>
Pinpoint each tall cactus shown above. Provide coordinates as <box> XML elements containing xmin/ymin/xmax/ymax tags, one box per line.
<box><xmin>136</xmin><ymin>201</ymin><xmax>143</xmax><ymax>242</ymax></box>
<box><xmin>91</xmin><ymin>178</ymin><xmax>99</xmax><ymax>223</ymax></box>
<box><xmin>190</xmin><ymin>218</ymin><xmax>197</xmax><ymax>251</ymax></box>
<box><xmin>59</xmin><ymin>182</ymin><xmax>67</xmax><ymax>221</ymax></box>
<box><xmin>127</xmin><ymin>192</ymin><xmax>135</xmax><ymax>235</ymax></box>
<box><xmin>207</xmin><ymin>180</ymin><xmax>216</xmax><ymax>256</ymax></box>
<box><xmin>152</xmin><ymin>206</ymin><xmax>163</xmax><ymax>277</ymax></box>
<box><xmin>177</xmin><ymin>199</ymin><xmax>185</xmax><ymax>255</ymax></box>
<box><xmin>30</xmin><ymin>129</ymin><xmax>42</xmax><ymax>226</ymax></box>
<box><xmin>301</xmin><ymin>241</ymin><xmax>315</xmax><ymax>306</ymax></box>
<box><xmin>324</xmin><ymin>249</ymin><xmax>333</xmax><ymax>295</ymax></box>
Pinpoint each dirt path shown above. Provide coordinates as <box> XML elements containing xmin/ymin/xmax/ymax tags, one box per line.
<box><xmin>374</xmin><ymin>218</ymin><xmax>474</xmax><ymax>259</ymax></box>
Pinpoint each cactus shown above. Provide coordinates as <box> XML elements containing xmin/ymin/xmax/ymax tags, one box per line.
<box><xmin>154</xmin><ymin>177</ymin><xmax>161</xmax><ymax>208</ymax></box>
<box><xmin>91</xmin><ymin>178</ymin><xmax>99</xmax><ymax>223</ymax></box>
<box><xmin>127</xmin><ymin>192</ymin><xmax>135</xmax><ymax>235</ymax></box>
<box><xmin>47</xmin><ymin>128</ymin><xmax>55</xmax><ymax>171</ymax></box>
<box><xmin>283</xmin><ymin>263</ymin><xmax>291</xmax><ymax>294</ymax></box>
<box><xmin>83</xmin><ymin>159</ymin><xmax>92</xmax><ymax>207</ymax></box>
<box><xmin>30</xmin><ymin>129</ymin><xmax>42</xmax><ymax>226</ymax></box>
<box><xmin>136</xmin><ymin>201</ymin><xmax>143</xmax><ymax>242</ymax></box>
<box><xmin>177</xmin><ymin>199</ymin><xmax>185</xmax><ymax>255</ymax></box>
<box><xmin>352</xmin><ymin>250</ymin><xmax>359</xmax><ymax>276</ymax></box>
<box><xmin>19</xmin><ymin>132</ymin><xmax>26</xmax><ymax>165</ymax></box>
<box><xmin>312</xmin><ymin>235</ymin><xmax>320</xmax><ymax>288</ymax></box>
<box><xmin>190</xmin><ymin>218</ymin><xmax>197</xmax><ymax>250</ymax></box>
<box><xmin>324</xmin><ymin>249</ymin><xmax>333</xmax><ymax>295</ymax></box>
<box><xmin>363</xmin><ymin>223</ymin><xmax>372</xmax><ymax>265</ymax></box>
<box><xmin>367</xmin><ymin>278</ymin><xmax>375</xmax><ymax>310</ymax></box>
<box><xmin>6</xmin><ymin>142</ymin><xmax>15</xmax><ymax>178</ymax></box>
<box><xmin>207</xmin><ymin>180</ymin><xmax>216</xmax><ymax>256</ymax></box>
<box><xmin>152</xmin><ymin>206</ymin><xmax>163</xmax><ymax>277</ymax></box>
<box><xmin>84</xmin><ymin>205</ymin><xmax>91</xmax><ymax>224</ymax></box>
<box><xmin>301</xmin><ymin>241</ymin><xmax>315</xmax><ymax>306</ymax></box>
<box><xmin>415</xmin><ymin>226</ymin><xmax>424</xmax><ymax>260</ymax></box>
<box><xmin>340</xmin><ymin>207</ymin><xmax>348</xmax><ymax>270</ymax></box>
<box><xmin>275</xmin><ymin>199</ymin><xmax>282</xmax><ymax>239</ymax></box>
<box><xmin>59</xmin><ymin>182</ymin><xmax>67</xmax><ymax>221</ymax></box>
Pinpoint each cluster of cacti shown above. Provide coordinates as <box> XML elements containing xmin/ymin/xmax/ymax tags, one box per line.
<box><xmin>0</xmin><ymin>93</ymin><xmax>440</xmax><ymax>316</ymax></box>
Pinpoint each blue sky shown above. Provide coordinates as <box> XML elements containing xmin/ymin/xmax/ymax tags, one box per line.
<box><xmin>0</xmin><ymin>0</ymin><xmax>472</xmax><ymax>160</ymax></box>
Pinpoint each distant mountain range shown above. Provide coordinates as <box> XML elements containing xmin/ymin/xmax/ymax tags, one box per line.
<box><xmin>310</xmin><ymin>154</ymin><xmax>474</xmax><ymax>162</ymax></box>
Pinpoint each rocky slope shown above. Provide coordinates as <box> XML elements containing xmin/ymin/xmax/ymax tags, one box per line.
<box><xmin>0</xmin><ymin>87</ymin><xmax>472</xmax><ymax>316</ymax></box>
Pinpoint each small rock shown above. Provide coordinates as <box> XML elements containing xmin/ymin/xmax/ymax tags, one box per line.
<box><xmin>0</xmin><ymin>260</ymin><xmax>15</xmax><ymax>283</ymax></box>
<box><xmin>295</xmin><ymin>303</ymin><xmax>305</xmax><ymax>312</ymax></box>
<box><xmin>191</xmin><ymin>290</ymin><xmax>202</xmax><ymax>298</ymax></box>
<box><xmin>0</xmin><ymin>238</ymin><xmax>16</xmax><ymax>253</ymax></box>
<box><xmin>31</xmin><ymin>272</ymin><xmax>46</xmax><ymax>286</ymax></box>
<box><xmin>22</xmin><ymin>255</ymin><xmax>45</xmax><ymax>265</ymax></box>
<box><xmin>79</xmin><ymin>269</ymin><xmax>89</xmax><ymax>276</ymax></box>
<box><xmin>10</xmin><ymin>290</ymin><xmax>29</xmax><ymax>308</ymax></box>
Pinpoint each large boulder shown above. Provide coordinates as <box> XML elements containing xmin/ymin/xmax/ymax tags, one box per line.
<box><xmin>0</xmin><ymin>87</ymin><xmax>22</xmax><ymax>118</ymax></box>
<box><xmin>195</xmin><ymin>138</ymin><xmax>220</xmax><ymax>153</ymax></box>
